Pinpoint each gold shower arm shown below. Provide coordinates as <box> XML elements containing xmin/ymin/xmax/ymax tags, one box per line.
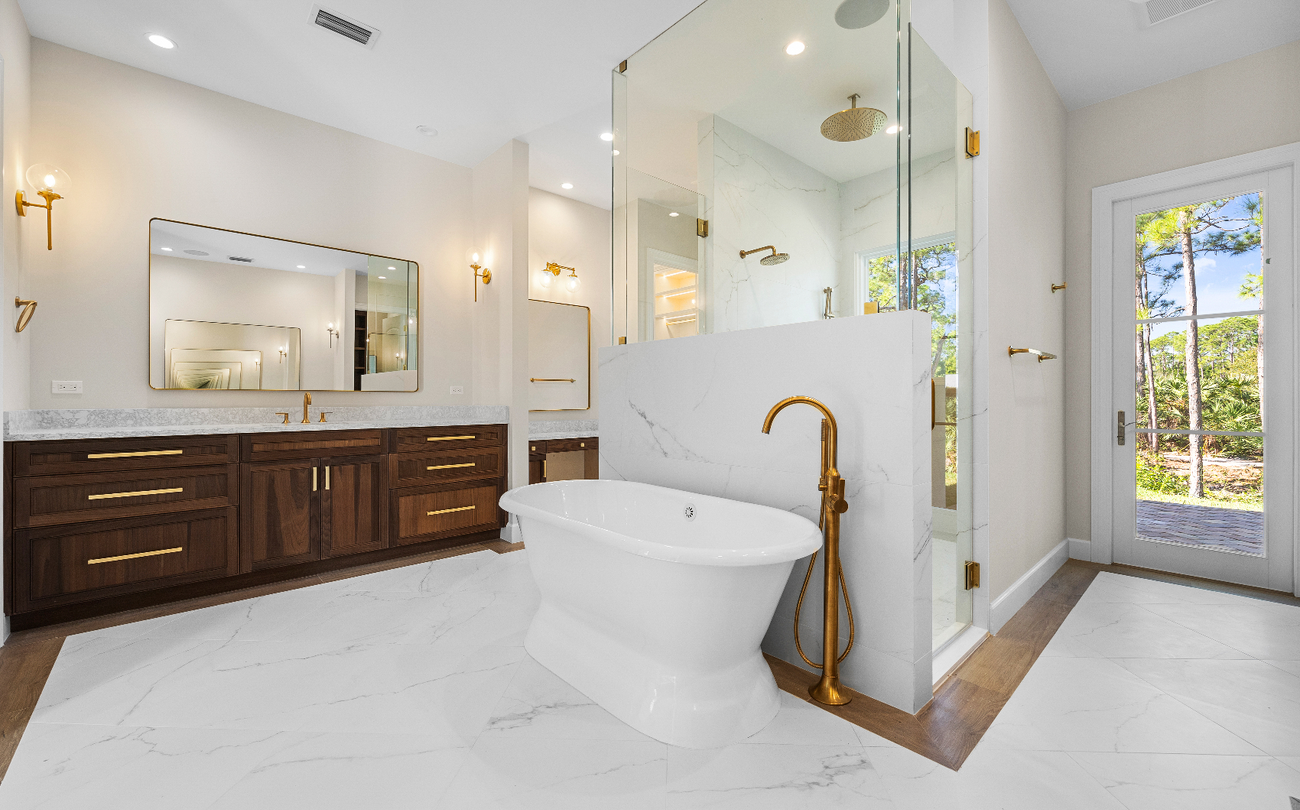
<box><xmin>739</xmin><ymin>245</ymin><xmax>777</xmax><ymax>260</ymax></box>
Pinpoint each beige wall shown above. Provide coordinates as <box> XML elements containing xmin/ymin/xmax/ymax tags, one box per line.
<box><xmin>986</xmin><ymin>0</ymin><xmax>1068</xmax><ymax>598</ymax></box>
<box><xmin>24</xmin><ymin>39</ymin><xmax>476</xmax><ymax>411</ymax></box>
<box><xmin>1063</xmin><ymin>40</ymin><xmax>1300</xmax><ymax>543</ymax></box>
<box><xmin>527</xmin><ymin>187</ymin><xmax>610</xmax><ymax>422</ymax></box>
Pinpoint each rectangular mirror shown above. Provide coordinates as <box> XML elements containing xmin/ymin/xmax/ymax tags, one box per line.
<box><xmin>527</xmin><ymin>300</ymin><xmax>590</xmax><ymax>411</ymax></box>
<box><xmin>149</xmin><ymin>219</ymin><xmax>418</xmax><ymax>391</ymax></box>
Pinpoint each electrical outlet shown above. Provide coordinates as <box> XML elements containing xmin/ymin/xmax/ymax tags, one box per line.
<box><xmin>450</xmin><ymin>385</ymin><xmax>465</xmax><ymax>395</ymax></box>
<box><xmin>52</xmin><ymin>380</ymin><xmax>83</xmax><ymax>394</ymax></box>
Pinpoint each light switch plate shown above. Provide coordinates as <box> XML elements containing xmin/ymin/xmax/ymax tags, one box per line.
<box><xmin>52</xmin><ymin>380</ymin><xmax>83</xmax><ymax>394</ymax></box>
<box><xmin>450</xmin><ymin>385</ymin><xmax>464</xmax><ymax>395</ymax></box>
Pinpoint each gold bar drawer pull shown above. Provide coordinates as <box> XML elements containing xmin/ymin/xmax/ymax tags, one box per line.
<box><xmin>87</xmin><ymin>449</ymin><xmax>184</xmax><ymax>459</ymax></box>
<box><xmin>88</xmin><ymin>547</ymin><xmax>183</xmax><ymax>565</ymax></box>
<box><xmin>427</xmin><ymin>462</ymin><xmax>476</xmax><ymax>471</ymax></box>
<box><xmin>87</xmin><ymin>487</ymin><xmax>184</xmax><ymax>501</ymax></box>
<box><xmin>427</xmin><ymin>435</ymin><xmax>475</xmax><ymax>442</ymax></box>
<box><xmin>428</xmin><ymin>505</ymin><xmax>476</xmax><ymax>516</ymax></box>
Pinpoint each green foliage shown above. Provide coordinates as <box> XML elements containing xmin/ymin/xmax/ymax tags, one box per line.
<box><xmin>1136</xmin><ymin>452</ymin><xmax>1185</xmax><ymax>495</ymax></box>
<box><xmin>868</xmin><ymin>242</ymin><xmax>958</xmax><ymax>374</ymax></box>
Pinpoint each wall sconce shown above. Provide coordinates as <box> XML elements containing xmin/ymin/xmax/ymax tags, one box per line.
<box><xmin>326</xmin><ymin>322</ymin><xmax>340</xmax><ymax>347</ymax></box>
<box><xmin>470</xmin><ymin>252</ymin><xmax>491</xmax><ymax>301</ymax></box>
<box><xmin>279</xmin><ymin>346</ymin><xmax>288</xmax><ymax>363</ymax></box>
<box><xmin>14</xmin><ymin>298</ymin><xmax>37</xmax><ymax>332</ymax></box>
<box><xmin>543</xmin><ymin>261</ymin><xmax>580</xmax><ymax>292</ymax></box>
<box><xmin>16</xmin><ymin>164</ymin><xmax>71</xmax><ymax>251</ymax></box>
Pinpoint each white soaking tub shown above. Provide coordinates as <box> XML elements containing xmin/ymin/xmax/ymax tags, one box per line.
<box><xmin>499</xmin><ymin>479</ymin><xmax>821</xmax><ymax>748</ymax></box>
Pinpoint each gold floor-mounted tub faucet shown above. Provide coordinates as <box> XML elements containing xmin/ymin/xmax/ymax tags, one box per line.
<box><xmin>762</xmin><ymin>396</ymin><xmax>855</xmax><ymax>706</ymax></box>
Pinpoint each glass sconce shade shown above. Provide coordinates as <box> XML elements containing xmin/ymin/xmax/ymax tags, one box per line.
<box><xmin>26</xmin><ymin>164</ymin><xmax>71</xmax><ymax>195</ymax></box>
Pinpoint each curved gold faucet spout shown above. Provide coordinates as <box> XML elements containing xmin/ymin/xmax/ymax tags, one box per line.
<box><xmin>761</xmin><ymin>394</ymin><xmax>853</xmax><ymax>706</ymax></box>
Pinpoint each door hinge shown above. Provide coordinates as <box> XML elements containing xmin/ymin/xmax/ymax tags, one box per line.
<box><xmin>696</xmin><ymin>218</ymin><xmax>709</xmax><ymax>238</ymax></box>
<box><xmin>964</xmin><ymin>560</ymin><xmax>980</xmax><ymax>590</ymax></box>
<box><xmin>965</xmin><ymin>127</ymin><xmax>980</xmax><ymax>158</ymax></box>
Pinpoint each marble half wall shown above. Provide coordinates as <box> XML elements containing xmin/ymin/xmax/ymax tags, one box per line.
<box><xmin>598</xmin><ymin>312</ymin><xmax>933</xmax><ymax>713</ymax></box>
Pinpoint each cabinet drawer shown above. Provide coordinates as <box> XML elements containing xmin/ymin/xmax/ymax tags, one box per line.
<box><xmin>242</xmin><ymin>430</ymin><xmax>385</xmax><ymax>462</ymax></box>
<box><xmin>390</xmin><ymin>447</ymin><xmax>503</xmax><ymax>488</ymax></box>
<box><xmin>14</xmin><ymin>465</ymin><xmax>237</xmax><ymax>528</ymax></box>
<box><xmin>13</xmin><ymin>435</ymin><xmax>238</xmax><ymax>477</ymax></box>
<box><xmin>17</xmin><ymin>508</ymin><xmax>238</xmax><ymax>610</ymax></box>
<box><xmin>393</xmin><ymin>483</ymin><xmax>500</xmax><ymax>545</ymax></box>
<box><xmin>542</xmin><ymin>437</ymin><xmax>596</xmax><ymax>454</ymax></box>
<box><xmin>390</xmin><ymin>425</ymin><xmax>504</xmax><ymax>455</ymax></box>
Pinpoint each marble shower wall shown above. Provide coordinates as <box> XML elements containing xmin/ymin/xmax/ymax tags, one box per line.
<box><xmin>598</xmin><ymin>312</ymin><xmax>933</xmax><ymax>713</ymax></box>
<box><xmin>700</xmin><ymin>116</ymin><xmax>847</xmax><ymax>332</ymax></box>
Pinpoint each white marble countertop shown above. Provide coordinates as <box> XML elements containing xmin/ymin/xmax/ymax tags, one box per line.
<box><xmin>4</xmin><ymin>406</ymin><xmax>510</xmax><ymax>442</ymax></box>
<box><xmin>528</xmin><ymin>419</ymin><xmax>598</xmax><ymax>441</ymax></box>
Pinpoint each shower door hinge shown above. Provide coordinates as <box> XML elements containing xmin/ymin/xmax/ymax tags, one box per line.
<box><xmin>964</xmin><ymin>560</ymin><xmax>980</xmax><ymax>590</ymax></box>
<box><xmin>696</xmin><ymin>218</ymin><xmax>709</xmax><ymax>237</ymax></box>
<box><xmin>965</xmin><ymin>127</ymin><xmax>980</xmax><ymax>159</ymax></box>
<box><xmin>617</xmin><ymin>60</ymin><xmax>628</xmax><ymax>73</ymax></box>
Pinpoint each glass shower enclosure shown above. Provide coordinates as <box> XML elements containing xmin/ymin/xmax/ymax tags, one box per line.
<box><xmin>610</xmin><ymin>0</ymin><xmax>976</xmax><ymax>656</ymax></box>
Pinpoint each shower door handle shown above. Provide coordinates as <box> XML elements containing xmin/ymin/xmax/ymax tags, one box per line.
<box><xmin>1117</xmin><ymin>411</ymin><xmax>1125</xmax><ymax>446</ymax></box>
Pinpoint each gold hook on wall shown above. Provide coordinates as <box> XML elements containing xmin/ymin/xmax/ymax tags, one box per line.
<box><xmin>14</xmin><ymin>298</ymin><xmax>37</xmax><ymax>333</ymax></box>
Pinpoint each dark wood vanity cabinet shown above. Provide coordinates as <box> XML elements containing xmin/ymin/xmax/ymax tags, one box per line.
<box><xmin>5</xmin><ymin>424</ymin><xmax>507</xmax><ymax>628</ymax></box>
<box><xmin>528</xmin><ymin>437</ymin><xmax>599</xmax><ymax>484</ymax></box>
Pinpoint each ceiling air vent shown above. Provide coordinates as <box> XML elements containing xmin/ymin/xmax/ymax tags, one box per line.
<box><xmin>228</xmin><ymin>256</ymin><xmax>254</xmax><ymax>263</ymax></box>
<box><xmin>1144</xmin><ymin>0</ymin><xmax>1216</xmax><ymax>26</ymax></box>
<box><xmin>310</xmin><ymin>6</ymin><xmax>381</xmax><ymax>48</ymax></box>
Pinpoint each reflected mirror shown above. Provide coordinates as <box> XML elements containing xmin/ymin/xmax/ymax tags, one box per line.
<box><xmin>149</xmin><ymin>220</ymin><xmax>419</xmax><ymax>391</ymax></box>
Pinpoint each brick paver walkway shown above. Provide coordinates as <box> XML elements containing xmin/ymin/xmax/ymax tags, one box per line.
<box><xmin>1137</xmin><ymin>499</ymin><xmax>1263</xmax><ymax>555</ymax></box>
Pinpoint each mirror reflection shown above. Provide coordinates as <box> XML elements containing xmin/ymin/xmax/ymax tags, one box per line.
<box><xmin>149</xmin><ymin>220</ymin><xmax>418</xmax><ymax>391</ymax></box>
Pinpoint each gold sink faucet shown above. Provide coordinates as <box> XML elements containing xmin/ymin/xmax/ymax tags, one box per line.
<box><xmin>762</xmin><ymin>395</ymin><xmax>854</xmax><ymax>707</ymax></box>
<box><xmin>302</xmin><ymin>391</ymin><xmax>312</xmax><ymax>424</ymax></box>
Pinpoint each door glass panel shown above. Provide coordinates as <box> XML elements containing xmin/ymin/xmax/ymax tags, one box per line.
<box><xmin>1136</xmin><ymin>434</ymin><xmax>1263</xmax><ymax>556</ymax></box>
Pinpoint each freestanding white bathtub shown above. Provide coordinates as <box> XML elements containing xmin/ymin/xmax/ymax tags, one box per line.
<box><xmin>499</xmin><ymin>479</ymin><xmax>822</xmax><ymax>748</ymax></box>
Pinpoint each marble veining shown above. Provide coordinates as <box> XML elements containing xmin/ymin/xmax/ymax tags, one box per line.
<box><xmin>3</xmin><ymin>553</ymin><xmax>1297</xmax><ymax>807</ymax></box>
<box><xmin>3</xmin><ymin>405</ymin><xmax>510</xmax><ymax>441</ymax></box>
<box><xmin>528</xmin><ymin>418</ymin><xmax>598</xmax><ymax>440</ymax></box>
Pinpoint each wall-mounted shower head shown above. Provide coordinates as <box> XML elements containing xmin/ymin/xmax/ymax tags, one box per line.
<box><xmin>740</xmin><ymin>245</ymin><xmax>789</xmax><ymax>266</ymax></box>
<box><xmin>820</xmin><ymin>94</ymin><xmax>886</xmax><ymax>142</ymax></box>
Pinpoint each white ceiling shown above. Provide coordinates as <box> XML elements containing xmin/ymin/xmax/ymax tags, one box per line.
<box><xmin>17</xmin><ymin>0</ymin><xmax>704</xmax><ymax>210</ymax></box>
<box><xmin>1004</xmin><ymin>0</ymin><xmax>1300</xmax><ymax>111</ymax></box>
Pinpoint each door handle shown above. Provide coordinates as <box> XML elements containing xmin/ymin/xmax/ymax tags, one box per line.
<box><xmin>1118</xmin><ymin>411</ymin><xmax>1125</xmax><ymax>446</ymax></box>
<box><xmin>312</xmin><ymin>467</ymin><xmax>318</xmax><ymax>492</ymax></box>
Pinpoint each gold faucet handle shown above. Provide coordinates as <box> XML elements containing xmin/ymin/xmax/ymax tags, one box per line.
<box><xmin>832</xmin><ymin>478</ymin><xmax>848</xmax><ymax>514</ymax></box>
<box><xmin>275</xmin><ymin>412</ymin><xmax>290</xmax><ymax>425</ymax></box>
<box><xmin>318</xmin><ymin>412</ymin><xmax>332</xmax><ymax>423</ymax></box>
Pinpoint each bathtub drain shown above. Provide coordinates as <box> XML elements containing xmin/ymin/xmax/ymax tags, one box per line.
<box><xmin>683</xmin><ymin>503</ymin><xmax>696</xmax><ymax>521</ymax></box>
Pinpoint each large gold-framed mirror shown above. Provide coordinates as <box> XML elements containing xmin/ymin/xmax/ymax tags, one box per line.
<box><xmin>149</xmin><ymin>219</ymin><xmax>419</xmax><ymax>391</ymax></box>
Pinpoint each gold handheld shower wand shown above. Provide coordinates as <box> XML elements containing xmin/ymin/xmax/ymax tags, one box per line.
<box><xmin>762</xmin><ymin>395</ymin><xmax>855</xmax><ymax>706</ymax></box>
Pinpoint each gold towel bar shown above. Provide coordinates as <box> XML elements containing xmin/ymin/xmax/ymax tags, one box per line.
<box><xmin>88</xmin><ymin>547</ymin><xmax>183</xmax><ymax>565</ymax></box>
<box><xmin>530</xmin><ymin>378</ymin><xmax>576</xmax><ymax>383</ymax></box>
<box><xmin>428</xmin><ymin>504</ymin><xmax>476</xmax><ymax>516</ymax></box>
<box><xmin>427</xmin><ymin>435</ymin><xmax>475</xmax><ymax>442</ymax></box>
<box><xmin>87</xmin><ymin>449</ymin><xmax>184</xmax><ymax>459</ymax></box>
<box><xmin>88</xmin><ymin>487</ymin><xmax>184</xmax><ymax>501</ymax></box>
<box><xmin>1008</xmin><ymin>346</ymin><xmax>1057</xmax><ymax>363</ymax></box>
<box><xmin>428</xmin><ymin>462</ymin><xmax>476</xmax><ymax>471</ymax></box>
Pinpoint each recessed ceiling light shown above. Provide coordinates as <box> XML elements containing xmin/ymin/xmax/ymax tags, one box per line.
<box><xmin>378</xmin><ymin>276</ymin><xmax>386</xmax><ymax>279</ymax></box>
<box><xmin>297</xmin><ymin>264</ymin><xmax>305</xmax><ymax>269</ymax></box>
<box><xmin>561</xmin><ymin>183</ymin><xmax>573</xmax><ymax>190</ymax></box>
<box><xmin>415</xmin><ymin>125</ymin><xmax>438</xmax><ymax>137</ymax></box>
<box><xmin>161</xmin><ymin>247</ymin><xmax>172</xmax><ymax>251</ymax></box>
<box><xmin>886</xmin><ymin>124</ymin><xmax>901</xmax><ymax>134</ymax></box>
<box><xmin>600</xmin><ymin>132</ymin><xmax>614</xmax><ymax>142</ymax></box>
<box><xmin>388</xmin><ymin>266</ymin><xmax>396</xmax><ymax>270</ymax></box>
<box><xmin>669</xmin><ymin>212</ymin><xmax>679</xmax><ymax>217</ymax></box>
<box><xmin>785</xmin><ymin>41</ymin><xmax>805</xmax><ymax>56</ymax></box>
<box><xmin>148</xmin><ymin>34</ymin><xmax>176</xmax><ymax>49</ymax></box>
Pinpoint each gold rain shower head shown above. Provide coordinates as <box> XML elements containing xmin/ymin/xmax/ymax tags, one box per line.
<box><xmin>740</xmin><ymin>245</ymin><xmax>789</xmax><ymax>266</ymax></box>
<box><xmin>820</xmin><ymin>94</ymin><xmax>886</xmax><ymax>142</ymax></box>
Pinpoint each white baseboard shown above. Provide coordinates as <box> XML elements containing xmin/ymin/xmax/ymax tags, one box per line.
<box><xmin>990</xmin><ymin>539</ymin><xmax>1069</xmax><ymax>633</ymax></box>
<box><xmin>932</xmin><ymin>624</ymin><xmax>989</xmax><ymax>687</ymax></box>
<box><xmin>1068</xmin><ymin>537</ymin><xmax>1090</xmax><ymax>561</ymax></box>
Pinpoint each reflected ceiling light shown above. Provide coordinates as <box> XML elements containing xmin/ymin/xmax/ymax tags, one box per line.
<box><xmin>669</xmin><ymin>212</ymin><xmax>679</xmax><ymax>217</ymax></box>
<box><xmin>561</xmin><ymin>183</ymin><xmax>573</xmax><ymax>189</ymax></box>
<box><xmin>296</xmin><ymin>264</ymin><xmax>305</xmax><ymax>268</ymax></box>
<box><xmin>600</xmin><ymin>132</ymin><xmax>614</xmax><ymax>142</ymax></box>
<box><xmin>886</xmin><ymin>124</ymin><xmax>901</xmax><ymax>135</ymax></box>
<box><xmin>147</xmin><ymin>34</ymin><xmax>176</xmax><ymax>49</ymax></box>
<box><xmin>415</xmin><ymin>125</ymin><xmax>438</xmax><ymax>137</ymax></box>
<box><xmin>161</xmin><ymin>247</ymin><xmax>173</xmax><ymax>251</ymax></box>
<box><xmin>834</xmin><ymin>0</ymin><xmax>890</xmax><ymax>30</ymax></box>
<box><xmin>377</xmin><ymin>275</ymin><xmax>386</xmax><ymax>279</ymax></box>
<box><xmin>785</xmin><ymin>41</ymin><xmax>805</xmax><ymax>56</ymax></box>
<box><xmin>388</xmin><ymin>265</ymin><xmax>396</xmax><ymax>270</ymax></box>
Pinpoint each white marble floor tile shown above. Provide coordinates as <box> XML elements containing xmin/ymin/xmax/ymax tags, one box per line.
<box><xmin>1117</xmin><ymin>658</ymin><xmax>1300</xmax><ymax>756</ymax></box>
<box><xmin>436</xmin><ymin>736</ymin><xmax>669</xmax><ymax>810</ymax></box>
<box><xmin>867</xmin><ymin>744</ymin><xmax>1129</xmax><ymax>810</ymax></box>
<box><xmin>666</xmin><ymin>742</ymin><xmax>893</xmax><ymax>809</ymax></box>
<box><xmin>205</xmin><ymin>731</ymin><xmax>470</xmax><ymax>810</ymax></box>
<box><xmin>1070</xmin><ymin>752</ymin><xmax>1300</xmax><ymax>810</ymax></box>
<box><xmin>985</xmin><ymin>656</ymin><xmax>1263</xmax><ymax>754</ymax></box>
<box><xmin>113</xmin><ymin>587</ymin><xmax>339</xmax><ymax>643</ymax></box>
<box><xmin>1080</xmin><ymin>572</ymin><xmax>1257</xmax><ymax>606</ymax></box>
<box><xmin>331</xmin><ymin>549</ymin><xmax>501</xmax><ymax>595</ymax></box>
<box><xmin>743</xmin><ymin>691</ymin><xmax>864</xmax><ymax>747</ymax></box>
<box><xmin>1139</xmin><ymin>599</ymin><xmax>1300</xmax><ymax>661</ymax></box>
<box><xmin>1041</xmin><ymin>599</ymin><xmax>1252</xmax><ymax>660</ymax></box>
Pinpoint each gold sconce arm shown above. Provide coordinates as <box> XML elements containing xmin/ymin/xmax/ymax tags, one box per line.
<box><xmin>14</xmin><ymin>298</ymin><xmax>37</xmax><ymax>333</ymax></box>
<box><xmin>471</xmin><ymin>261</ymin><xmax>492</xmax><ymax>302</ymax></box>
<box><xmin>1008</xmin><ymin>346</ymin><xmax>1057</xmax><ymax>363</ymax></box>
<box><xmin>543</xmin><ymin>262</ymin><xmax>572</xmax><ymax>276</ymax></box>
<box><xmin>16</xmin><ymin>189</ymin><xmax>62</xmax><ymax>251</ymax></box>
